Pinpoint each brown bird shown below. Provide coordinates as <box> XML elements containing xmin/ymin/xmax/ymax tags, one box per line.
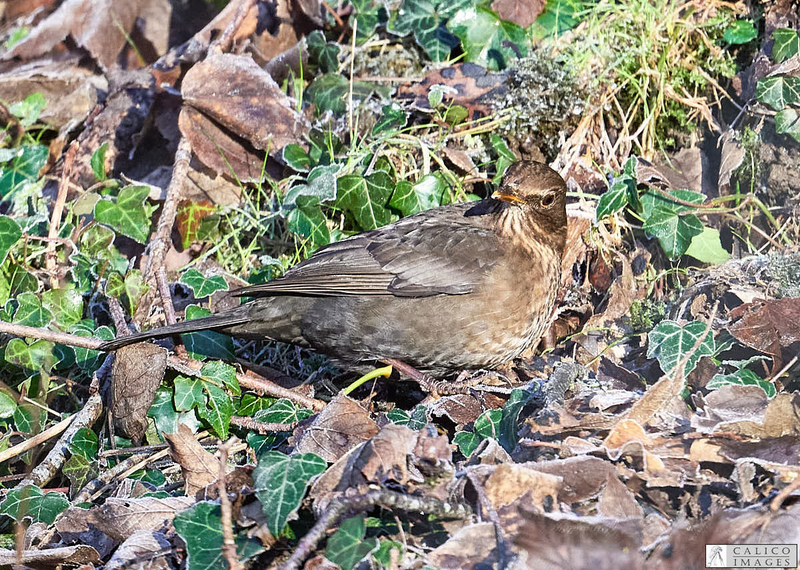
<box><xmin>101</xmin><ymin>161</ymin><xmax>568</xmax><ymax>377</ymax></box>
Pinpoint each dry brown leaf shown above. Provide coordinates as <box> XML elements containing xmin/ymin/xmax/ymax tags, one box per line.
<box><xmin>356</xmin><ymin>423</ymin><xmax>418</xmax><ymax>485</ymax></box>
<box><xmin>91</xmin><ymin>496</ymin><xmax>193</xmax><ymax>542</ymax></box>
<box><xmin>490</xmin><ymin>0</ymin><xmax>546</xmax><ymax>28</ymax></box>
<box><xmin>428</xmin><ymin>523</ymin><xmax>499</xmax><ymax>570</ymax></box>
<box><xmin>3</xmin><ymin>0</ymin><xmax>147</xmax><ymax>70</ymax></box>
<box><xmin>728</xmin><ymin>297</ymin><xmax>800</xmax><ymax>364</ymax></box>
<box><xmin>293</xmin><ymin>393</ymin><xmax>379</xmax><ymax>463</ymax></box>
<box><xmin>105</xmin><ymin>530</ymin><xmax>171</xmax><ymax>570</ymax></box>
<box><xmin>164</xmin><ymin>424</ymin><xmax>220</xmax><ymax>496</ymax></box>
<box><xmin>181</xmin><ymin>52</ymin><xmax>308</xmax><ymax>154</ymax></box>
<box><xmin>524</xmin><ymin>456</ymin><xmax>615</xmax><ymax>503</ymax></box>
<box><xmin>598</xmin><ymin>474</ymin><xmax>643</xmax><ymax>520</ymax></box>
<box><xmin>429</xmin><ymin>394</ymin><xmax>486</xmax><ymax>427</ymax></box>
<box><xmin>111</xmin><ymin>343</ymin><xmax>167</xmax><ymax>443</ymax></box>
<box><xmin>484</xmin><ymin>463</ymin><xmax>562</xmax><ymax>511</ymax></box>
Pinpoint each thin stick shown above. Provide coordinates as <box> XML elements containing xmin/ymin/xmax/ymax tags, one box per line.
<box><xmin>0</xmin><ymin>414</ymin><xmax>74</xmax><ymax>465</ymax></box>
<box><xmin>210</xmin><ymin>0</ymin><xmax>257</xmax><ymax>54</ymax></box>
<box><xmin>348</xmin><ymin>17</ymin><xmax>358</xmax><ymax>137</ymax></box>
<box><xmin>218</xmin><ymin>437</ymin><xmax>243</xmax><ymax>570</ymax></box>
<box><xmin>230</xmin><ymin>416</ymin><xmax>297</xmax><ymax>433</ymax></box>
<box><xmin>46</xmin><ymin>142</ymin><xmax>78</xmax><ymax>288</ymax></box>
<box><xmin>0</xmin><ymin>321</ymin><xmax>102</xmax><ymax>350</ymax></box>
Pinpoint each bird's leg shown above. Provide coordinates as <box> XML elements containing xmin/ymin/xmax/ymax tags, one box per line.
<box><xmin>381</xmin><ymin>358</ymin><xmax>440</xmax><ymax>397</ymax></box>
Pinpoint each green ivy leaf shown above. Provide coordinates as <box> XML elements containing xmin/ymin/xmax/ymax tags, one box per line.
<box><xmin>0</xmin><ymin>485</ymin><xmax>68</xmax><ymax>524</ymax></box>
<box><xmin>94</xmin><ymin>185</ymin><xmax>154</xmax><ymax>243</ymax></box>
<box><xmin>79</xmin><ymin>223</ymin><xmax>116</xmax><ymax>256</ymax></box>
<box><xmin>237</xmin><ymin>394</ymin><xmax>276</xmax><ymax>416</ymax></box>
<box><xmin>0</xmin><ymin>144</ymin><xmax>48</xmax><ymax>198</ymax></box>
<box><xmin>90</xmin><ymin>142</ymin><xmax>109</xmax><ymax>181</ymax></box>
<box><xmin>775</xmin><ymin>107</ymin><xmax>800</xmax><ymax>143</ymax></box>
<box><xmin>491</xmin><ymin>134</ymin><xmax>517</xmax><ymax>183</ymax></box>
<box><xmin>707</xmin><ymin>369</ymin><xmax>776</xmax><ymax>398</ymax></box>
<box><xmin>174</xmin><ymin>502</ymin><xmax>264</xmax><ymax>570</ymax></box>
<box><xmin>772</xmin><ymin>28</ymin><xmax>800</xmax><ymax>63</ymax></box>
<box><xmin>755</xmin><ymin>75</ymin><xmax>800</xmax><ymax>111</ymax></box>
<box><xmin>685</xmin><ymin>227</ymin><xmax>729</xmax><ymax>264</ymax></box>
<box><xmin>197</xmin><ymin>383</ymin><xmax>231</xmax><ymax>439</ymax></box>
<box><xmin>253</xmin><ymin>451</ymin><xmax>327</xmax><ymax>535</ymax></box>
<box><xmin>351</xmin><ymin>0</ymin><xmax>386</xmax><ymax>44</ymax></box>
<box><xmin>69</xmin><ymin>427</ymin><xmax>99</xmax><ymax>460</ymax></box>
<box><xmin>372</xmin><ymin>103</ymin><xmax>407</xmax><ymax>135</ymax></box>
<box><xmin>453</xmin><ymin>409</ymin><xmax>502</xmax><ymax>456</ymax></box>
<box><xmin>42</xmin><ymin>284</ymin><xmax>84</xmax><ymax>329</ymax></box>
<box><xmin>69</xmin><ymin>322</ymin><xmax>113</xmax><ymax>372</ymax></box>
<box><xmin>283</xmin><ymin>164</ymin><xmax>339</xmax><ymax>207</ymax></box>
<box><xmin>0</xmin><ymin>392</ymin><xmax>17</xmax><ymax>419</ymax></box>
<box><xmin>448</xmin><ymin>6</ymin><xmax>528</xmax><ymax>70</ymax></box>
<box><xmin>180</xmin><ymin>269</ymin><xmax>229</xmax><ymax>299</ymax></box>
<box><xmin>4</xmin><ymin>339</ymin><xmax>56</xmax><ymax>374</ymax></box>
<box><xmin>201</xmin><ymin>360</ymin><xmax>240</xmax><ymax>396</ymax></box>
<box><xmin>373</xmin><ymin>539</ymin><xmax>404</xmax><ymax>568</ymax></box>
<box><xmin>326</xmin><ymin>515</ymin><xmax>379</xmax><ymax>570</ymax></box>
<box><xmin>64</xmin><ymin>454</ymin><xmax>96</xmax><ymax>494</ymax></box>
<box><xmin>643</xmin><ymin>207</ymin><xmax>704</xmax><ymax>259</ymax></box>
<box><xmin>306</xmin><ymin>30</ymin><xmax>340</xmax><ymax>73</ymax></box>
<box><xmin>723</xmin><ymin>20</ymin><xmax>757</xmax><ymax>44</ymax></box>
<box><xmin>499</xmin><ymin>388</ymin><xmax>532</xmax><ymax>452</ymax></box>
<box><xmin>305</xmin><ymin>73</ymin><xmax>377</xmax><ymax>116</ymax></box>
<box><xmin>282</xmin><ymin>144</ymin><xmax>313</xmax><ymax>172</ymax></box>
<box><xmin>174</xmin><ymin>375</ymin><xmax>205</xmax><ymax>412</ymax></box>
<box><xmin>389</xmin><ymin>173</ymin><xmax>446</xmax><ymax>216</ymax></box>
<box><xmin>647</xmin><ymin>320</ymin><xmax>714</xmax><ymax>379</ymax></box>
<box><xmin>254</xmin><ymin>399</ymin><xmax>313</xmax><ymax>424</ymax></box>
<box><xmin>529</xmin><ymin>0</ymin><xmax>582</xmax><ymax>39</ymax></box>
<box><xmin>9</xmin><ymin>92</ymin><xmax>47</xmax><ymax>127</ymax></box>
<box><xmin>387</xmin><ymin>0</ymin><xmax>470</xmax><ymax>61</ymax></box>
<box><xmin>336</xmin><ymin>171</ymin><xmax>394</xmax><ymax>230</ymax></box>
<box><xmin>407</xmin><ymin>404</ymin><xmax>428</xmax><ymax>430</ymax></box>
<box><xmin>11</xmin><ymin>291</ymin><xmax>52</xmax><ymax>328</ymax></box>
<box><xmin>106</xmin><ymin>269</ymin><xmax>149</xmax><ymax>316</ymax></box>
<box><xmin>149</xmin><ymin>386</ymin><xmax>181</xmax><ymax>435</ymax></box>
<box><xmin>286</xmin><ymin>196</ymin><xmax>331</xmax><ymax>247</ymax></box>
<box><xmin>0</xmin><ymin>216</ymin><xmax>22</xmax><ymax>266</ymax></box>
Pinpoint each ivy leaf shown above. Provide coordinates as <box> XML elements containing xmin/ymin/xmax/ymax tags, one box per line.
<box><xmin>197</xmin><ymin>383</ymin><xmax>232</xmax><ymax>439</ymax></box>
<box><xmin>387</xmin><ymin>0</ymin><xmax>470</xmax><ymax>61</ymax></box>
<box><xmin>0</xmin><ymin>216</ymin><xmax>22</xmax><ymax>266</ymax></box>
<box><xmin>454</xmin><ymin>409</ymin><xmax>502</xmax><ymax>456</ymax></box>
<box><xmin>685</xmin><ymin>227</ymin><xmax>729</xmax><ymax>264</ymax></box>
<box><xmin>79</xmin><ymin>223</ymin><xmax>116</xmax><ymax>256</ymax></box>
<box><xmin>707</xmin><ymin>369</ymin><xmax>776</xmax><ymax>398</ymax></box>
<box><xmin>389</xmin><ymin>173</ymin><xmax>446</xmax><ymax>216</ymax></box>
<box><xmin>237</xmin><ymin>394</ymin><xmax>276</xmax><ymax>416</ymax></box>
<box><xmin>174</xmin><ymin>502</ymin><xmax>264</xmax><ymax>570</ymax></box>
<box><xmin>723</xmin><ymin>20</ymin><xmax>757</xmax><ymax>44</ymax></box>
<box><xmin>372</xmin><ymin>103</ymin><xmax>407</xmax><ymax>135</ymax></box>
<box><xmin>529</xmin><ymin>0</ymin><xmax>582</xmax><ymax>39</ymax></box>
<box><xmin>106</xmin><ymin>269</ymin><xmax>149</xmax><ymax>316</ymax></box>
<box><xmin>491</xmin><ymin>134</ymin><xmax>517</xmax><ymax>183</ymax></box>
<box><xmin>336</xmin><ymin>171</ymin><xmax>394</xmax><ymax>230</ymax></box>
<box><xmin>12</xmin><ymin>291</ymin><xmax>53</xmax><ymax>328</ymax></box>
<box><xmin>64</xmin><ymin>454</ymin><xmax>97</xmax><ymax>494</ymax></box>
<box><xmin>253</xmin><ymin>451</ymin><xmax>327</xmax><ymax>535</ymax></box>
<box><xmin>9</xmin><ymin>92</ymin><xmax>47</xmax><ymax>127</ymax></box>
<box><xmin>305</xmin><ymin>73</ymin><xmax>378</xmax><ymax>116</ymax></box>
<box><xmin>282</xmin><ymin>144</ymin><xmax>313</xmax><ymax>172</ymax></box>
<box><xmin>326</xmin><ymin>515</ymin><xmax>379</xmax><ymax>570</ymax></box>
<box><xmin>254</xmin><ymin>399</ymin><xmax>313</xmax><ymax>424</ymax></box>
<box><xmin>643</xmin><ymin>207</ymin><xmax>704</xmax><ymax>259</ymax></box>
<box><xmin>351</xmin><ymin>0</ymin><xmax>386</xmax><ymax>44</ymax></box>
<box><xmin>755</xmin><ymin>75</ymin><xmax>800</xmax><ymax>111</ymax></box>
<box><xmin>775</xmin><ymin>107</ymin><xmax>800</xmax><ymax>143</ymax></box>
<box><xmin>772</xmin><ymin>28</ymin><xmax>800</xmax><ymax>63</ymax></box>
<box><xmin>499</xmin><ymin>388</ymin><xmax>533</xmax><ymax>452</ymax></box>
<box><xmin>201</xmin><ymin>360</ymin><xmax>240</xmax><ymax>395</ymax></box>
<box><xmin>69</xmin><ymin>322</ymin><xmax>113</xmax><ymax>372</ymax></box>
<box><xmin>0</xmin><ymin>485</ymin><xmax>69</xmax><ymax>524</ymax></box>
<box><xmin>90</xmin><ymin>142</ymin><xmax>109</xmax><ymax>181</ymax></box>
<box><xmin>647</xmin><ymin>320</ymin><xmax>714</xmax><ymax>379</ymax></box>
<box><xmin>306</xmin><ymin>30</ymin><xmax>340</xmax><ymax>73</ymax></box>
<box><xmin>174</xmin><ymin>375</ymin><xmax>205</xmax><ymax>412</ymax></box>
<box><xmin>286</xmin><ymin>196</ymin><xmax>331</xmax><ymax>247</ymax></box>
<box><xmin>0</xmin><ymin>392</ymin><xmax>17</xmax><ymax>419</ymax></box>
<box><xmin>42</xmin><ymin>284</ymin><xmax>84</xmax><ymax>329</ymax></box>
<box><xmin>0</xmin><ymin>144</ymin><xmax>48</xmax><ymax>198</ymax></box>
<box><xmin>283</xmin><ymin>164</ymin><xmax>339</xmax><ymax>207</ymax></box>
<box><xmin>69</xmin><ymin>427</ymin><xmax>99</xmax><ymax>460</ymax></box>
<box><xmin>176</xmin><ymin>200</ymin><xmax>217</xmax><ymax>249</ymax></box>
<box><xmin>448</xmin><ymin>5</ymin><xmax>528</xmax><ymax>70</ymax></box>
<box><xmin>94</xmin><ymin>185</ymin><xmax>154</xmax><ymax>244</ymax></box>
<box><xmin>180</xmin><ymin>269</ymin><xmax>229</xmax><ymax>299</ymax></box>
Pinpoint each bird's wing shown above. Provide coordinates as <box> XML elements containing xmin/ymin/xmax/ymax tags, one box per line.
<box><xmin>236</xmin><ymin>207</ymin><xmax>502</xmax><ymax>298</ymax></box>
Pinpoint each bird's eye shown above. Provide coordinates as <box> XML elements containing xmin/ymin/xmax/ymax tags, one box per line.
<box><xmin>540</xmin><ymin>193</ymin><xmax>556</xmax><ymax>208</ymax></box>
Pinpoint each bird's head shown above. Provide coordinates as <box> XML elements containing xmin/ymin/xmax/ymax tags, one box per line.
<box><xmin>492</xmin><ymin>161</ymin><xmax>568</xmax><ymax>244</ymax></box>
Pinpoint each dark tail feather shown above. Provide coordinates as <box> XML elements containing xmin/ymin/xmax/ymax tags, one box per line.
<box><xmin>99</xmin><ymin>311</ymin><xmax>250</xmax><ymax>352</ymax></box>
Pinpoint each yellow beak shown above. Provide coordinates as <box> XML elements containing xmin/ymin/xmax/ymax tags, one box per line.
<box><xmin>492</xmin><ymin>191</ymin><xmax>525</xmax><ymax>204</ymax></box>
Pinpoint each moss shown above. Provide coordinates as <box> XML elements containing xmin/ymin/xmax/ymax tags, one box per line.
<box><xmin>628</xmin><ymin>298</ymin><xmax>667</xmax><ymax>332</ymax></box>
<box><xmin>766</xmin><ymin>253</ymin><xmax>800</xmax><ymax>298</ymax></box>
<box><xmin>492</xmin><ymin>51</ymin><xmax>587</xmax><ymax>160</ymax></box>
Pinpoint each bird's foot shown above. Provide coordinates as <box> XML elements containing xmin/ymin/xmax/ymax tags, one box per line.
<box><xmin>382</xmin><ymin>358</ymin><xmax>443</xmax><ymax>397</ymax></box>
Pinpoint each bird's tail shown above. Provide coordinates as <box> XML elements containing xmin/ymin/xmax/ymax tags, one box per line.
<box><xmin>99</xmin><ymin>310</ymin><xmax>250</xmax><ymax>352</ymax></box>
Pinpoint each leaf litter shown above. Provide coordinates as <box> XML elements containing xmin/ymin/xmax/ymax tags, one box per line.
<box><xmin>0</xmin><ymin>0</ymin><xmax>798</xmax><ymax>568</ymax></box>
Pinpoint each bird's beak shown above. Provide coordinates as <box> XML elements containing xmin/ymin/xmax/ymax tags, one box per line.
<box><xmin>492</xmin><ymin>191</ymin><xmax>525</xmax><ymax>205</ymax></box>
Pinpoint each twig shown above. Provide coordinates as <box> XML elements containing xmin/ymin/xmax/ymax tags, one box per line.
<box><xmin>230</xmin><ymin>416</ymin><xmax>298</xmax><ymax>433</ymax></box>
<box><xmin>46</xmin><ymin>141</ymin><xmax>78</xmax><ymax>288</ymax></box>
<box><xmin>218</xmin><ymin>437</ymin><xmax>243</xmax><ymax>570</ymax></box>
<box><xmin>209</xmin><ymin>0</ymin><xmax>257</xmax><ymax>54</ymax></box>
<box><xmin>466</xmin><ymin>470</ymin><xmax>512</xmax><ymax>569</ymax></box>
<box><xmin>157</xmin><ymin>267</ymin><xmax>178</xmax><ymax>326</ymax></box>
<box><xmin>137</xmin><ymin>136</ymin><xmax>192</xmax><ymax>323</ymax></box>
<box><xmin>770</xmin><ymin>474</ymin><xmax>800</xmax><ymax>511</ymax></box>
<box><xmin>0</xmin><ymin>321</ymin><xmax>103</xmax><ymax>350</ymax></box>
<box><xmin>14</xmin><ymin>392</ymin><xmax>103</xmax><ymax>490</ymax></box>
<box><xmin>278</xmin><ymin>489</ymin><xmax>471</xmax><ymax>570</ymax></box>
<box><xmin>0</xmin><ymin>414</ymin><xmax>74</xmax><ymax>465</ymax></box>
<box><xmin>321</xmin><ymin>0</ymin><xmax>345</xmax><ymax>28</ymax></box>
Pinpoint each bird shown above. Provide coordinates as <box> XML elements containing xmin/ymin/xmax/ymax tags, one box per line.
<box><xmin>100</xmin><ymin>161</ymin><xmax>568</xmax><ymax>378</ymax></box>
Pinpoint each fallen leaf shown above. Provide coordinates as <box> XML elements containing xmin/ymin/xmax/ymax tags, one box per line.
<box><xmin>164</xmin><ymin>424</ymin><xmax>220</xmax><ymax>496</ymax></box>
<box><xmin>490</xmin><ymin>0</ymin><xmax>546</xmax><ymax>28</ymax></box>
<box><xmin>111</xmin><ymin>343</ymin><xmax>167</xmax><ymax>443</ymax></box>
